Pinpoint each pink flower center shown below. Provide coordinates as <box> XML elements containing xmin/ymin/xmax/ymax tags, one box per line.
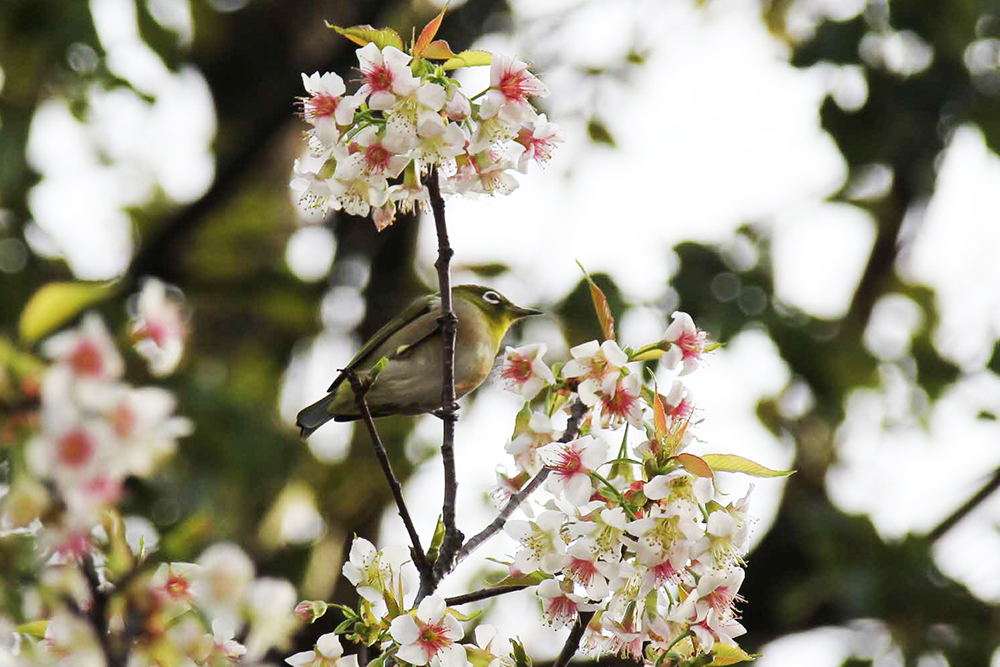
<box><xmin>553</xmin><ymin>446</ymin><xmax>583</xmax><ymax>480</ymax></box>
<box><xmin>499</xmin><ymin>69</ymin><xmax>530</xmax><ymax>102</ymax></box>
<box><xmin>70</xmin><ymin>340</ymin><xmax>103</xmax><ymax>376</ymax></box>
<box><xmin>111</xmin><ymin>402</ymin><xmax>136</xmax><ymax>439</ymax></box>
<box><xmin>57</xmin><ymin>429</ymin><xmax>94</xmax><ymax>467</ymax></box>
<box><xmin>86</xmin><ymin>476</ymin><xmax>123</xmax><ymax>503</ymax></box>
<box><xmin>567</xmin><ymin>557</ymin><xmax>598</xmax><ymax>586</ymax></box>
<box><xmin>502</xmin><ymin>356</ymin><xmax>533</xmax><ymax>383</ymax></box>
<box><xmin>57</xmin><ymin>531</ymin><xmax>93</xmax><ymax>559</ymax></box>
<box><xmin>601</xmin><ymin>386</ymin><xmax>637</xmax><ymax>421</ymax></box>
<box><xmin>707</xmin><ymin>586</ymin><xmax>743</xmax><ymax>617</ymax></box>
<box><xmin>165</xmin><ymin>574</ymin><xmax>192</xmax><ymax>599</ymax></box>
<box><xmin>676</xmin><ymin>330</ymin><xmax>704</xmax><ymax>360</ymax></box>
<box><xmin>305</xmin><ymin>93</ymin><xmax>341</xmax><ymax>121</ymax></box>
<box><xmin>366</xmin><ymin>65</ymin><xmax>394</xmax><ymax>93</ymax></box>
<box><xmin>545</xmin><ymin>594</ymin><xmax>578</xmax><ymax>623</ymax></box>
<box><xmin>417</xmin><ymin>620</ymin><xmax>452</xmax><ymax>660</ymax></box>
<box><xmin>364</xmin><ymin>143</ymin><xmax>393</xmax><ymax>173</ymax></box>
<box><xmin>650</xmin><ymin>559</ymin><xmax>679</xmax><ymax>587</ymax></box>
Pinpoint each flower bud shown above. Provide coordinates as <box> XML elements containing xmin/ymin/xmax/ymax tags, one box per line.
<box><xmin>445</xmin><ymin>90</ymin><xmax>471</xmax><ymax>121</ymax></box>
<box><xmin>294</xmin><ymin>600</ymin><xmax>328</xmax><ymax>623</ymax></box>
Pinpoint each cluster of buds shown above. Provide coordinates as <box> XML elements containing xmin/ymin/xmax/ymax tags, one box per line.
<box><xmin>0</xmin><ymin>280</ymin><xmax>304</xmax><ymax>666</ymax></box>
<box><xmin>290</xmin><ymin>9</ymin><xmax>563</xmax><ymax>230</ymax></box>
<box><xmin>300</xmin><ymin>285</ymin><xmax>788</xmax><ymax>667</ymax></box>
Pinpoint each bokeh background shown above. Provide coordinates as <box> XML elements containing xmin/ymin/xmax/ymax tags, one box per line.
<box><xmin>2</xmin><ymin>0</ymin><xmax>1000</xmax><ymax>664</ymax></box>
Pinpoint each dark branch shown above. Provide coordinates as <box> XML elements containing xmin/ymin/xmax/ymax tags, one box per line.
<box><xmin>926</xmin><ymin>466</ymin><xmax>1000</xmax><ymax>544</ymax></box>
<box><xmin>422</xmin><ymin>167</ymin><xmax>463</xmax><ymax>600</ymax></box>
<box><xmin>445</xmin><ymin>584</ymin><xmax>530</xmax><ymax>607</ymax></box>
<box><xmin>455</xmin><ymin>399</ymin><xmax>589</xmax><ymax>566</ymax></box>
<box><xmin>553</xmin><ymin>610</ymin><xmax>595</xmax><ymax>667</ymax></box>
<box><xmin>345</xmin><ymin>371</ymin><xmax>433</xmax><ymax>588</ymax></box>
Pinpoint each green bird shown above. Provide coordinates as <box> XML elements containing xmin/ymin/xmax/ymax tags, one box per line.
<box><xmin>296</xmin><ymin>285</ymin><xmax>541</xmax><ymax>437</ymax></box>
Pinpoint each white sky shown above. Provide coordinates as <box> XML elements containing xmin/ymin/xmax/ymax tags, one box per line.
<box><xmin>17</xmin><ymin>0</ymin><xmax>1000</xmax><ymax>663</ymax></box>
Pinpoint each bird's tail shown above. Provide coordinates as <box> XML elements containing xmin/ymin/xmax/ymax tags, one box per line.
<box><xmin>296</xmin><ymin>392</ymin><xmax>337</xmax><ymax>439</ymax></box>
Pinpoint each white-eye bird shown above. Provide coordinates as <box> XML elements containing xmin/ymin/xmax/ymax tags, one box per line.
<box><xmin>296</xmin><ymin>285</ymin><xmax>541</xmax><ymax>437</ymax></box>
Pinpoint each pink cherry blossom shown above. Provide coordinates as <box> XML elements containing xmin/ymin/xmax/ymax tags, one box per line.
<box><xmin>515</xmin><ymin>114</ymin><xmax>564</xmax><ymax>173</ymax></box>
<box><xmin>500</xmin><ymin>343</ymin><xmax>555</xmax><ymax>401</ymax></box>
<box><xmin>479</xmin><ymin>53</ymin><xmax>549</xmax><ymax>125</ymax></box>
<box><xmin>354</xmin><ymin>43</ymin><xmax>419</xmax><ymax>111</ymax></box>
<box><xmin>544</xmin><ymin>435</ymin><xmax>608</xmax><ymax>506</ymax></box>
<box><xmin>537</xmin><ymin>578</ymin><xmax>587</xmax><ymax>629</ymax></box>
<box><xmin>561</xmin><ymin>340</ymin><xmax>629</xmax><ymax>406</ymax></box>
<box><xmin>130</xmin><ymin>278</ymin><xmax>189</xmax><ymax>376</ymax></box>
<box><xmin>663</xmin><ymin>312</ymin><xmax>709</xmax><ymax>375</ymax></box>
<box><xmin>301</xmin><ymin>71</ymin><xmax>358</xmax><ymax>129</ymax></box>
<box><xmin>389</xmin><ymin>596</ymin><xmax>466</xmax><ymax>667</ymax></box>
<box><xmin>42</xmin><ymin>313</ymin><xmax>123</xmax><ymax>382</ymax></box>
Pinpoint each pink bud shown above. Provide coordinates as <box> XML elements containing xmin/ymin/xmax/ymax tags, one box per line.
<box><xmin>295</xmin><ymin>600</ymin><xmax>329</xmax><ymax>623</ymax></box>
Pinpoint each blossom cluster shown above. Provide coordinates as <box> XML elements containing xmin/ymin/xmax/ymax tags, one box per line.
<box><xmin>304</xmin><ymin>310</ymin><xmax>779</xmax><ymax>667</ymax></box>
<box><xmin>0</xmin><ymin>280</ymin><xmax>303</xmax><ymax>666</ymax></box>
<box><xmin>290</xmin><ymin>21</ymin><xmax>562</xmax><ymax>230</ymax></box>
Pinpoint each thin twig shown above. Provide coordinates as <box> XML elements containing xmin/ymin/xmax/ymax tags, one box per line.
<box><xmin>445</xmin><ymin>584</ymin><xmax>530</xmax><ymax>606</ymax></box>
<box><xmin>926</xmin><ymin>466</ymin><xmax>1000</xmax><ymax>544</ymax></box>
<box><xmin>345</xmin><ymin>371</ymin><xmax>433</xmax><ymax>586</ymax></box>
<box><xmin>552</xmin><ymin>610</ymin><xmax>595</xmax><ymax>667</ymax></box>
<box><xmin>424</xmin><ymin>167</ymin><xmax>464</xmax><ymax>598</ymax></box>
<box><xmin>455</xmin><ymin>399</ymin><xmax>588</xmax><ymax>566</ymax></box>
<box><xmin>79</xmin><ymin>555</ymin><xmax>124</xmax><ymax>667</ymax></box>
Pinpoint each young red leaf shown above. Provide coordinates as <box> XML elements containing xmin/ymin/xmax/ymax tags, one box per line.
<box><xmin>576</xmin><ymin>260</ymin><xmax>616</xmax><ymax>342</ymax></box>
<box><xmin>413</xmin><ymin>3</ymin><xmax>448</xmax><ymax>57</ymax></box>
<box><xmin>674</xmin><ymin>452</ymin><xmax>714</xmax><ymax>479</ymax></box>
<box><xmin>653</xmin><ymin>392</ymin><xmax>668</xmax><ymax>439</ymax></box>
<box><xmin>327</xmin><ymin>23</ymin><xmax>404</xmax><ymax>51</ymax></box>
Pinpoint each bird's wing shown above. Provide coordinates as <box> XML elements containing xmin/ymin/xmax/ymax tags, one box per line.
<box><xmin>327</xmin><ymin>294</ymin><xmax>441</xmax><ymax>392</ymax></box>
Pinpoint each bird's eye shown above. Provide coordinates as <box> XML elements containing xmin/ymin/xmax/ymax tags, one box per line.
<box><xmin>483</xmin><ymin>290</ymin><xmax>501</xmax><ymax>305</ymax></box>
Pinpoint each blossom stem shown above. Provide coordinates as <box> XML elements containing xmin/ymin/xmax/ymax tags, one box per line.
<box><xmin>424</xmin><ymin>166</ymin><xmax>464</xmax><ymax>600</ymax></box>
<box><xmin>552</xmin><ymin>610</ymin><xmax>595</xmax><ymax>667</ymax></box>
<box><xmin>454</xmin><ymin>398</ymin><xmax>589</xmax><ymax>567</ymax></box>
<box><xmin>345</xmin><ymin>371</ymin><xmax>433</xmax><ymax>588</ymax></box>
<box><xmin>589</xmin><ymin>470</ymin><xmax>638</xmax><ymax>520</ymax></box>
<box><xmin>444</xmin><ymin>584</ymin><xmax>530</xmax><ymax>606</ymax></box>
<box><xmin>468</xmin><ymin>87</ymin><xmax>489</xmax><ymax>101</ymax></box>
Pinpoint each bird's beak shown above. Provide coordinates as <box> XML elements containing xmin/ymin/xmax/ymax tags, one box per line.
<box><xmin>511</xmin><ymin>305</ymin><xmax>544</xmax><ymax>320</ymax></box>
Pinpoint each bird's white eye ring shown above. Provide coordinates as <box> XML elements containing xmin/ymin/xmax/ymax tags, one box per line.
<box><xmin>483</xmin><ymin>290</ymin><xmax>501</xmax><ymax>304</ymax></box>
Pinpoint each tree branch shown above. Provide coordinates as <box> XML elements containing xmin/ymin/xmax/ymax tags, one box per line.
<box><xmin>422</xmin><ymin>167</ymin><xmax>463</xmax><ymax>599</ymax></box>
<box><xmin>926</xmin><ymin>466</ymin><xmax>1000</xmax><ymax>544</ymax></box>
<box><xmin>345</xmin><ymin>371</ymin><xmax>433</xmax><ymax>588</ymax></box>
<box><xmin>553</xmin><ymin>610</ymin><xmax>595</xmax><ymax>667</ymax></box>
<box><xmin>445</xmin><ymin>584</ymin><xmax>530</xmax><ymax>607</ymax></box>
<box><xmin>455</xmin><ymin>399</ymin><xmax>588</xmax><ymax>567</ymax></box>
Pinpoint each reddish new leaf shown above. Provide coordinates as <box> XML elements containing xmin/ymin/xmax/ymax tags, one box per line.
<box><xmin>653</xmin><ymin>392</ymin><xmax>669</xmax><ymax>439</ymax></box>
<box><xmin>576</xmin><ymin>260</ymin><xmax>616</xmax><ymax>342</ymax></box>
<box><xmin>674</xmin><ymin>453</ymin><xmax>714</xmax><ymax>479</ymax></box>
<box><xmin>414</xmin><ymin>3</ymin><xmax>448</xmax><ymax>57</ymax></box>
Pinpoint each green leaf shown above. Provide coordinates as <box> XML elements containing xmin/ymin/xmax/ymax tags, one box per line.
<box><xmin>710</xmin><ymin>642</ymin><xmax>756</xmax><ymax>665</ymax></box>
<box><xmin>511</xmin><ymin>639</ymin><xmax>532</xmax><ymax>667</ymax></box>
<box><xmin>19</xmin><ymin>281</ymin><xmax>118</xmax><ymax>344</ymax></box>
<box><xmin>413</xmin><ymin>4</ymin><xmax>448</xmax><ymax>57</ymax></box>
<box><xmin>586</xmin><ymin>117</ymin><xmax>616</xmax><ymax>147</ymax></box>
<box><xmin>674</xmin><ymin>452</ymin><xmax>714</xmax><ymax>478</ymax></box>
<box><xmin>576</xmin><ymin>260</ymin><xmax>616</xmax><ymax>342</ymax></box>
<box><xmin>327</xmin><ymin>23</ymin><xmax>404</xmax><ymax>51</ymax></box>
<box><xmin>630</xmin><ymin>340</ymin><xmax>669</xmax><ymax>362</ymax></box>
<box><xmin>446</xmin><ymin>607</ymin><xmax>483</xmax><ymax>622</ymax></box>
<box><xmin>701</xmin><ymin>453</ymin><xmax>794</xmax><ymax>478</ymax></box>
<box><xmin>422</xmin><ymin>39</ymin><xmax>458</xmax><ymax>60</ymax></box>
<box><xmin>442</xmin><ymin>49</ymin><xmax>493</xmax><ymax>70</ymax></box>
<box><xmin>14</xmin><ymin>620</ymin><xmax>48</xmax><ymax>638</ymax></box>
<box><xmin>492</xmin><ymin>570</ymin><xmax>549</xmax><ymax>587</ymax></box>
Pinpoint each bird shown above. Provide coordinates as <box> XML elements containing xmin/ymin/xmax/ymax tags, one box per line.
<box><xmin>296</xmin><ymin>284</ymin><xmax>541</xmax><ymax>438</ymax></box>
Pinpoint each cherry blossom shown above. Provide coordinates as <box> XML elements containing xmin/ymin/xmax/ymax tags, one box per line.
<box><xmin>663</xmin><ymin>311</ymin><xmax>710</xmax><ymax>375</ymax></box>
<box><xmin>341</xmin><ymin>536</ymin><xmax>411</xmax><ymax>606</ymax></box>
<box><xmin>301</xmin><ymin>71</ymin><xmax>358</xmax><ymax>129</ymax></box>
<box><xmin>515</xmin><ymin>114</ymin><xmax>564</xmax><ymax>173</ymax></box>
<box><xmin>193</xmin><ymin>542</ymin><xmax>255</xmax><ymax>629</ymax></box>
<box><xmin>505</xmin><ymin>411</ymin><xmax>557</xmax><ymax>475</ymax></box>
<box><xmin>42</xmin><ymin>313</ymin><xmax>123</xmax><ymax>382</ymax></box>
<box><xmin>130</xmin><ymin>279</ymin><xmax>189</xmax><ymax>376</ymax></box>
<box><xmin>504</xmin><ymin>510</ymin><xmax>568</xmax><ymax>574</ymax></box>
<box><xmin>536</xmin><ymin>578</ymin><xmax>587</xmax><ymax>628</ymax></box>
<box><xmin>561</xmin><ymin>340</ymin><xmax>629</xmax><ymax>405</ymax></box>
<box><xmin>286</xmin><ymin>632</ymin><xmax>359</xmax><ymax>667</ymax></box>
<box><xmin>354</xmin><ymin>43</ymin><xmax>419</xmax><ymax>110</ymax></box>
<box><xmin>544</xmin><ymin>434</ymin><xmax>608</xmax><ymax>506</ymax></box>
<box><xmin>595</xmin><ymin>373</ymin><xmax>644</xmax><ymax>429</ymax></box>
<box><xmin>500</xmin><ymin>343</ymin><xmax>555</xmax><ymax>401</ymax></box>
<box><xmin>389</xmin><ymin>596</ymin><xmax>466</xmax><ymax>667</ymax></box>
<box><xmin>479</xmin><ymin>53</ymin><xmax>550</xmax><ymax>125</ymax></box>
